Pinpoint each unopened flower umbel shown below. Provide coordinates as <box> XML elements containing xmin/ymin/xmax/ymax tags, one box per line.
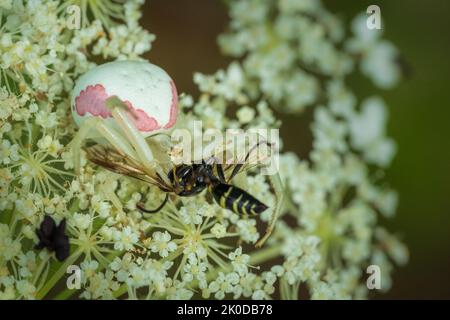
<box><xmin>0</xmin><ymin>0</ymin><xmax>407</xmax><ymax>300</ymax></box>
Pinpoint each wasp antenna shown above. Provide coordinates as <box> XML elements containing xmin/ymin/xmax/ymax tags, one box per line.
<box><xmin>137</xmin><ymin>194</ymin><xmax>169</xmax><ymax>214</ymax></box>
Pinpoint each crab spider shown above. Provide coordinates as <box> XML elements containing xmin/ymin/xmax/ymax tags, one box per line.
<box><xmin>68</xmin><ymin>60</ymin><xmax>178</xmax><ymax>185</ymax></box>
<box><xmin>70</xmin><ymin>99</ymin><xmax>169</xmax><ymax>178</ymax></box>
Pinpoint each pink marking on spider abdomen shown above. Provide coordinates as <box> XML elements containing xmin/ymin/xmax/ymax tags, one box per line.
<box><xmin>75</xmin><ymin>84</ymin><xmax>111</xmax><ymax>118</ymax></box>
<box><xmin>74</xmin><ymin>83</ymin><xmax>178</xmax><ymax>132</ymax></box>
<box><xmin>164</xmin><ymin>80</ymin><xmax>178</xmax><ymax>129</ymax></box>
<box><xmin>123</xmin><ymin>100</ymin><xmax>160</xmax><ymax>131</ymax></box>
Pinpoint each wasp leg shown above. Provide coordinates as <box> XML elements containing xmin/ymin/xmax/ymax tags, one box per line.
<box><xmin>216</xmin><ymin>163</ymin><xmax>227</xmax><ymax>183</ymax></box>
<box><xmin>228</xmin><ymin>163</ymin><xmax>244</xmax><ymax>183</ymax></box>
<box><xmin>137</xmin><ymin>193</ymin><xmax>169</xmax><ymax>214</ymax></box>
<box><xmin>227</xmin><ymin>140</ymin><xmax>274</xmax><ymax>183</ymax></box>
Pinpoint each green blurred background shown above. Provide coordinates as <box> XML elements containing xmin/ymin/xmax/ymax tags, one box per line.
<box><xmin>141</xmin><ymin>0</ymin><xmax>450</xmax><ymax>299</ymax></box>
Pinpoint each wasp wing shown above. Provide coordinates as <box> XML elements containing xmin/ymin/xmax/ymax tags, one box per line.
<box><xmin>212</xmin><ymin>140</ymin><xmax>274</xmax><ymax>183</ymax></box>
<box><xmin>84</xmin><ymin>145</ymin><xmax>172</xmax><ymax>191</ymax></box>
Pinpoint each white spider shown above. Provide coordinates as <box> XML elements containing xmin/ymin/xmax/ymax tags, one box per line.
<box><xmin>68</xmin><ymin>60</ymin><xmax>177</xmax><ymax>185</ymax></box>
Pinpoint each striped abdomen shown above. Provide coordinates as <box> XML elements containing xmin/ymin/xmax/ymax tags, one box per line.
<box><xmin>210</xmin><ymin>183</ymin><xmax>268</xmax><ymax>215</ymax></box>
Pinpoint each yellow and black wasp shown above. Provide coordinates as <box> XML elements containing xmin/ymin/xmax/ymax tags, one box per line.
<box><xmin>165</xmin><ymin>161</ymin><xmax>268</xmax><ymax>216</ymax></box>
<box><xmin>84</xmin><ymin>140</ymin><xmax>282</xmax><ymax>247</ymax></box>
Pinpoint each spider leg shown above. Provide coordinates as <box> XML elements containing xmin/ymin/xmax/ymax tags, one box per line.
<box><xmin>106</xmin><ymin>97</ymin><xmax>171</xmax><ymax>186</ymax></box>
<box><xmin>68</xmin><ymin>117</ymin><xmax>139</xmax><ymax>174</ymax></box>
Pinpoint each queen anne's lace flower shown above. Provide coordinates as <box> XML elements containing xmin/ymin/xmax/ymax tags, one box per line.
<box><xmin>150</xmin><ymin>231</ymin><xmax>177</xmax><ymax>258</ymax></box>
<box><xmin>0</xmin><ymin>0</ymin><xmax>406</xmax><ymax>300</ymax></box>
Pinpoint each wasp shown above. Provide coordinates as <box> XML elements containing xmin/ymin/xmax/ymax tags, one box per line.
<box><xmin>84</xmin><ymin>140</ymin><xmax>283</xmax><ymax>247</ymax></box>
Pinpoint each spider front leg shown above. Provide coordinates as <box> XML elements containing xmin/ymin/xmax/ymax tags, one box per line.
<box><xmin>67</xmin><ymin>115</ymin><xmax>139</xmax><ymax>212</ymax></box>
<box><xmin>105</xmin><ymin>97</ymin><xmax>172</xmax><ymax>186</ymax></box>
<box><xmin>68</xmin><ymin>116</ymin><xmax>139</xmax><ymax>175</ymax></box>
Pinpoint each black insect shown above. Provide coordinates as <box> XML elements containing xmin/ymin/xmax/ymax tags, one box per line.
<box><xmin>158</xmin><ymin>162</ymin><xmax>268</xmax><ymax>216</ymax></box>
<box><xmin>35</xmin><ymin>215</ymin><xmax>70</xmax><ymax>262</ymax></box>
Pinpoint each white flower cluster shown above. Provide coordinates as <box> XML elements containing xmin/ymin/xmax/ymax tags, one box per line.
<box><xmin>0</xmin><ymin>0</ymin><xmax>407</xmax><ymax>300</ymax></box>
<box><xmin>218</xmin><ymin>0</ymin><xmax>402</xmax><ymax>113</ymax></box>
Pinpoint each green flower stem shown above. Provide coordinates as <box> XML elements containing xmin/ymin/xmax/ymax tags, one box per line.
<box><xmin>112</xmin><ymin>281</ymin><xmax>128</xmax><ymax>299</ymax></box>
<box><xmin>280</xmin><ymin>277</ymin><xmax>289</xmax><ymax>300</ymax></box>
<box><xmin>33</xmin><ymin>255</ymin><xmax>50</xmax><ymax>286</ymax></box>
<box><xmin>35</xmin><ymin>248</ymin><xmax>83</xmax><ymax>299</ymax></box>
<box><xmin>204</xmin><ymin>243</ymin><xmax>282</xmax><ymax>283</ymax></box>
<box><xmin>249</xmin><ymin>243</ymin><xmax>282</xmax><ymax>266</ymax></box>
<box><xmin>53</xmin><ymin>285</ymin><xmax>76</xmax><ymax>300</ymax></box>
